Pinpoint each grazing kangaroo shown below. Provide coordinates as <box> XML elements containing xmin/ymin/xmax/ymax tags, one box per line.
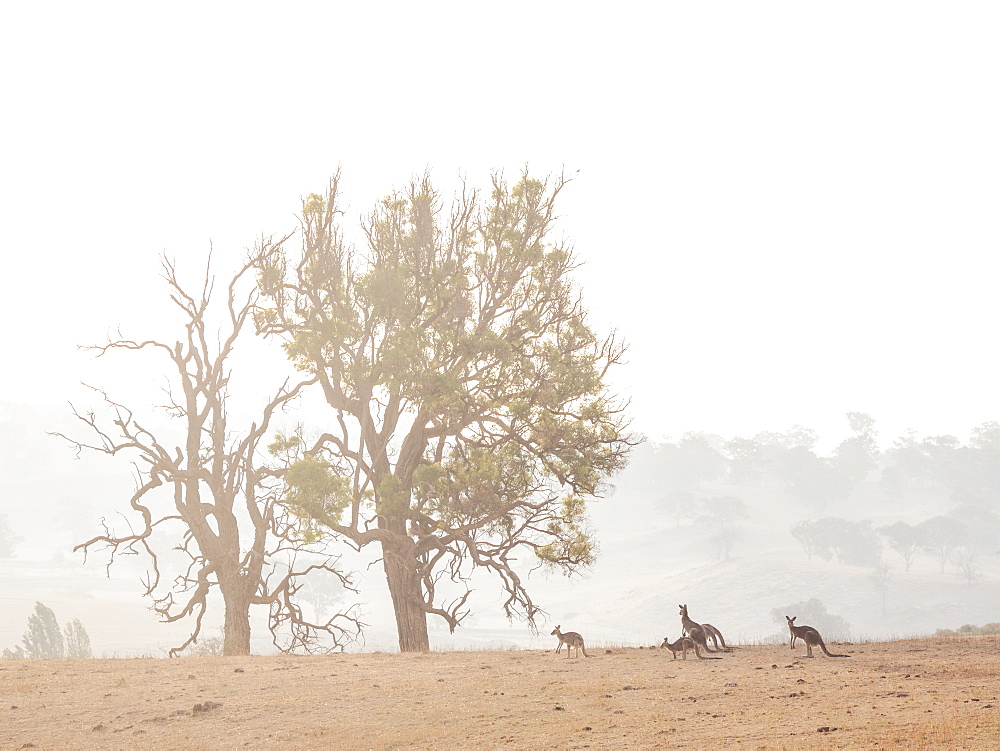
<box><xmin>661</xmin><ymin>635</ymin><xmax>721</xmax><ymax>660</ymax></box>
<box><xmin>785</xmin><ymin>616</ymin><xmax>850</xmax><ymax>658</ymax></box>
<box><xmin>678</xmin><ymin>604</ymin><xmax>719</xmax><ymax>653</ymax></box>
<box><xmin>551</xmin><ymin>625</ymin><xmax>589</xmax><ymax>658</ymax></box>
<box><xmin>679</xmin><ymin>605</ymin><xmax>732</xmax><ymax>651</ymax></box>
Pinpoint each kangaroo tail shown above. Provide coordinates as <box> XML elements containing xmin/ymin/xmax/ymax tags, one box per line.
<box><xmin>694</xmin><ymin>644</ymin><xmax>722</xmax><ymax>660</ymax></box>
<box><xmin>819</xmin><ymin>638</ymin><xmax>850</xmax><ymax>658</ymax></box>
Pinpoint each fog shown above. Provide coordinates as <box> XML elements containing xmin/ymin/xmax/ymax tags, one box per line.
<box><xmin>2</xmin><ymin>2</ymin><xmax>999</xmax><ymax>655</ymax></box>
<box><xmin>3</xmin><ymin>401</ymin><xmax>998</xmax><ymax>655</ymax></box>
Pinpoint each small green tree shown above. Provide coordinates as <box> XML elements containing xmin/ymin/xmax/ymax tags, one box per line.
<box><xmin>63</xmin><ymin>619</ymin><xmax>92</xmax><ymax>659</ymax></box>
<box><xmin>21</xmin><ymin>602</ymin><xmax>64</xmax><ymax>659</ymax></box>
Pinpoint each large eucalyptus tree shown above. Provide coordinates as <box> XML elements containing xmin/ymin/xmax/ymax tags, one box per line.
<box><xmin>253</xmin><ymin>170</ymin><xmax>634</xmax><ymax>652</ymax></box>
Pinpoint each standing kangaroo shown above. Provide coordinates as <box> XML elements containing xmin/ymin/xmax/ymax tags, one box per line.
<box><xmin>785</xmin><ymin>616</ymin><xmax>850</xmax><ymax>658</ymax></box>
<box><xmin>551</xmin><ymin>625</ymin><xmax>589</xmax><ymax>658</ymax></box>
<box><xmin>661</xmin><ymin>635</ymin><xmax>721</xmax><ymax>660</ymax></box>
<box><xmin>678</xmin><ymin>604</ymin><xmax>719</xmax><ymax>653</ymax></box>
<box><xmin>679</xmin><ymin>604</ymin><xmax>732</xmax><ymax>651</ymax></box>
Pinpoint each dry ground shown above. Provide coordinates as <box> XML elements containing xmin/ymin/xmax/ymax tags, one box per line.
<box><xmin>2</xmin><ymin>635</ymin><xmax>999</xmax><ymax>749</ymax></box>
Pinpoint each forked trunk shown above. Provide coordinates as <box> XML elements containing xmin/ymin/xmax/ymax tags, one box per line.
<box><xmin>381</xmin><ymin>527</ymin><xmax>429</xmax><ymax>653</ymax></box>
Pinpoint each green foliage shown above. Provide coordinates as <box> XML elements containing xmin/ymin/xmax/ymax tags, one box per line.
<box><xmin>252</xmin><ymin>169</ymin><xmax>634</xmax><ymax>644</ymax></box>
<box><xmin>535</xmin><ymin>494</ymin><xmax>596</xmax><ymax>569</ymax></box>
<box><xmin>268</xmin><ymin>432</ymin><xmax>303</xmax><ymax>464</ymax></box>
<box><xmin>284</xmin><ymin>457</ymin><xmax>352</xmax><ymax>539</ymax></box>
<box><xmin>20</xmin><ymin>602</ymin><xmax>64</xmax><ymax>659</ymax></box>
<box><xmin>63</xmin><ymin>618</ymin><xmax>92</xmax><ymax>659</ymax></box>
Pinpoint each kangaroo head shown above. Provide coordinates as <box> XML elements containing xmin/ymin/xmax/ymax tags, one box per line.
<box><xmin>551</xmin><ymin>625</ymin><xmax>561</xmax><ymax>635</ymax></box>
<box><xmin>786</xmin><ymin>616</ymin><xmax>796</xmax><ymax>625</ymax></box>
<box><xmin>679</xmin><ymin>604</ymin><xmax>687</xmax><ymax>616</ymax></box>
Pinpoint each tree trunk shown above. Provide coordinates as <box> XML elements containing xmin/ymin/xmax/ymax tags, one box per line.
<box><xmin>381</xmin><ymin>532</ymin><xmax>429</xmax><ymax>653</ymax></box>
<box><xmin>221</xmin><ymin>574</ymin><xmax>253</xmax><ymax>656</ymax></box>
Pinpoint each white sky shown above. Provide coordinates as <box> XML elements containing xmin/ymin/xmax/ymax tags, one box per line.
<box><xmin>2</xmin><ymin>1</ymin><xmax>998</xmax><ymax>453</ymax></box>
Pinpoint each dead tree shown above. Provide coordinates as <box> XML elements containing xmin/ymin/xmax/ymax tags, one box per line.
<box><xmin>55</xmin><ymin>255</ymin><xmax>362</xmax><ymax>656</ymax></box>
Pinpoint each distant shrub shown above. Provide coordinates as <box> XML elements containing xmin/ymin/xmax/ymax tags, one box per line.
<box><xmin>183</xmin><ymin>632</ymin><xmax>225</xmax><ymax>657</ymax></box>
<box><xmin>64</xmin><ymin>619</ymin><xmax>92</xmax><ymax>659</ymax></box>
<box><xmin>935</xmin><ymin>623</ymin><xmax>1000</xmax><ymax>637</ymax></box>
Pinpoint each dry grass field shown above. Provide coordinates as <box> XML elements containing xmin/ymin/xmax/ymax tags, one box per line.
<box><xmin>2</xmin><ymin>635</ymin><xmax>999</xmax><ymax>749</ymax></box>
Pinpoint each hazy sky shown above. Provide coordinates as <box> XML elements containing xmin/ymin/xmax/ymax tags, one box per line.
<box><xmin>2</xmin><ymin>2</ymin><xmax>998</xmax><ymax>452</ymax></box>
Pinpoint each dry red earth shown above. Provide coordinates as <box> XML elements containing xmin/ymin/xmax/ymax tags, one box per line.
<box><xmin>2</xmin><ymin>635</ymin><xmax>1000</xmax><ymax>749</ymax></box>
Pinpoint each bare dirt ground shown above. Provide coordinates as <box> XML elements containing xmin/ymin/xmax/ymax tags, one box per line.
<box><xmin>2</xmin><ymin>635</ymin><xmax>999</xmax><ymax>750</ymax></box>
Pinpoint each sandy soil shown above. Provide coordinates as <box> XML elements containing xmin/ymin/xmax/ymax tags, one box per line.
<box><xmin>2</xmin><ymin>635</ymin><xmax>999</xmax><ymax>749</ymax></box>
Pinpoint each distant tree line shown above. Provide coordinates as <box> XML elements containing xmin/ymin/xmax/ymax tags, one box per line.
<box><xmin>638</xmin><ymin>414</ymin><xmax>999</xmax><ymax>512</ymax></box>
<box><xmin>639</xmin><ymin>414</ymin><xmax>1000</xmax><ymax>571</ymax></box>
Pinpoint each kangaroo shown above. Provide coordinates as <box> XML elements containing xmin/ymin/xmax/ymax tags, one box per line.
<box><xmin>679</xmin><ymin>605</ymin><xmax>732</xmax><ymax>651</ymax></box>
<box><xmin>785</xmin><ymin>616</ymin><xmax>850</xmax><ymax>658</ymax></box>
<box><xmin>551</xmin><ymin>625</ymin><xmax>589</xmax><ymax>658</ymax></box>
<box><xmin>661</xmin><ymin>635</ymin><xmax>721</xmax><ymax>660</ymax></box>
<box><xmin>678</xmin><ymin>604</ymin><xmax>719</xmax><ymax>653</ymax></box>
